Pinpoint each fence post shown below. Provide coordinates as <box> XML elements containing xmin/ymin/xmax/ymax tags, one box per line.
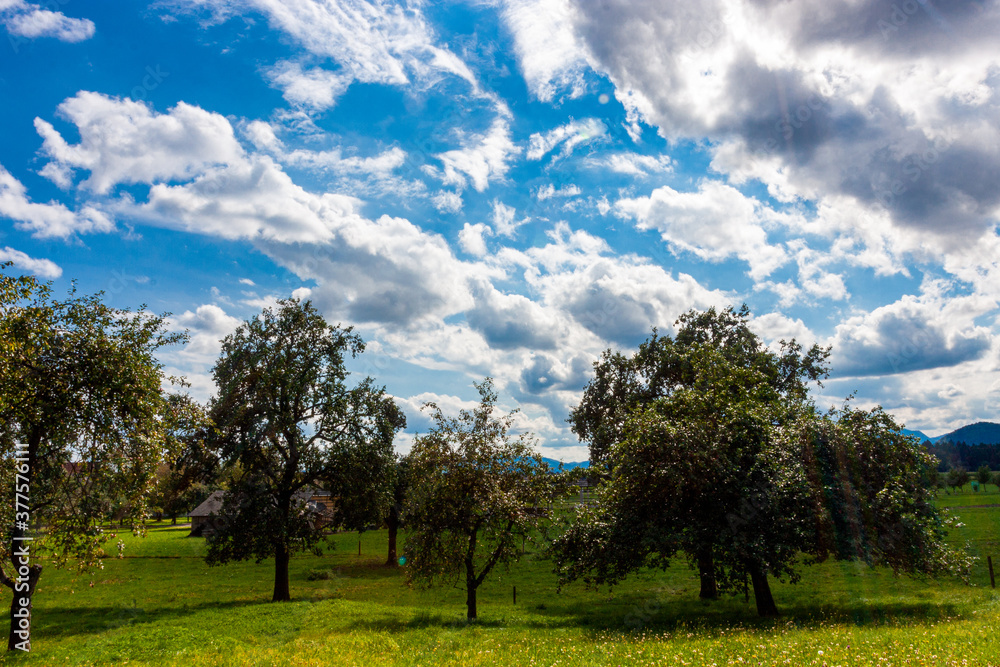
<box><xmin>989</xmin><ymin>556</ymin><xmax>996</xmax><ymax>589</ymax></box>
<box><xmin>513</xmin><ymin>585</ymin><xmax>517</xmax><ymax>605</ymax></box>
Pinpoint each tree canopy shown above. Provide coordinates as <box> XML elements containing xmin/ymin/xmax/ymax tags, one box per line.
<box><xmin>205</xmin><ymin>298</ymin><xmax>405</xmax><ymax>602</ymax></box>
<box><xmin>0</xmin><ymin>264</ymin><xmax>184</xmax><ymax>650</ymax></box>
<box><xmin>554</xmin><ymin>305</ymin><xmax>971</xmax><ymax>617</ymax></box>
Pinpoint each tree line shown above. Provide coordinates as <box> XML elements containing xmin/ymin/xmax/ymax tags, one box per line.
<box><xmin>0</xmin><ymin>266</ymin><xmax>975</xmax><ymax>650</ymax></box>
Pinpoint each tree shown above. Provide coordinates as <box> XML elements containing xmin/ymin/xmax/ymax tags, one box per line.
<box><xmin>567</xmin><ymin>305</ymin><xmax>829</xmax><ymax>600</ymax></box>
<box><xmin>976</xmin><ymin>465</ymin><xmax>992</xmax><ymax>492</ymax></box>
<box><xmin>554</xmin><ymin>306</ymin><xmax>972</xmax><ymax>617</ymax></box>
<box><xmin>404</xmin><ymin>378</ymin><xmax>558</xmax><ymax>620</ymax></box>
<box><xmin>555</xmin><ymin>341</ymin><xmax>804</xmax><ymax>616</ymax></box>
<box><xmin>205</xmin><ymin>298</ymin><xmax>404</xmax><ymax>602</ymax></box>
<box><xmin>946</xmin><ymin>466</ymin><xmax>968</xmax><ymax>492</ymax></box>
<box><xmin>0</xmin><ymin>265</ymin><xmax>183</xmax><ymax>650</ymax></box>
<box><xmin>993</xmin><ymin>471</ymin><xmax>1000</xmax><ymax>493</ymax></box>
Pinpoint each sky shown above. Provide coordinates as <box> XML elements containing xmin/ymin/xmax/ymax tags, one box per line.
<box><xmin>2</xmin><ymin>0</ymin><xmax>999</xmax><ymax>460</ymax></box>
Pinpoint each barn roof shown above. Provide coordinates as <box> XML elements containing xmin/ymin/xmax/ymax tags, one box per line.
<box><xmin>189</xmin><ymin>488</ymin><xmax>329</xmax><ymax>517</ymax></box>
<box><xmin>190</xmin><ymin>490</ymin><xmax>226</xmax><ymax>517</ymax></box>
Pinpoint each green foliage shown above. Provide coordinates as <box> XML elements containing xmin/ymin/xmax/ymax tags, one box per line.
<box><xmin>0</xmin><ymin>263</ymin><xmax>184</xmax><ymax>649</ymax></box>
<box><xmin>569</xmin><ymin>304</ymin><xmax>830</xmax><ymax>469</ymax></box>
<box><xmin>976</xmin><ymin>465</ymin><xmax>991</xmax><ymax>490</ymax></box>
<box><xmin>946</xmin><ymin>467</ymin><xmax>968</xmax><ymax>492</ymax></box>
<box><xmin>403</xmin><ymin>378</ymin><xmax>559</xmax><ymax>619</ymax></box>
<box><xmin>205</xmin><ymin>298</ymin><xmax>405</xmax><ymax>601</ymax></box>
<box><xmin>556</xmin><ymin>305</ymin><xmax>971</xmax><ymax>618</ymax></box>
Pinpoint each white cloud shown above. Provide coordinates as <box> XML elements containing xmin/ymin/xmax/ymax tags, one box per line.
<box><xmin>526</xmin><ymin>118</ymin><xmax>606</xmax><ymax>161</ymax></box>
<box><xmin>35</xmin><ymin>92</ymin><xmax>244</xmax><ymax>194</ymax></box>
<box><xmin>265</xmin><ymin>60</ymin><xmax>351</xmax><ymax>111</ymax></box>
<box><xmin>128</xmin><ymin>155</ymin><xmax>359</xmax><ymax>243</ymax></box>
<box><xmin>534</xmin><ymin>183</ymin><xmax>581</xmax><ymax>201</ymax></box>
<box><xmin>458</xmin><ymin>222</ymin><xmax>490</xmax><ymax>257</ymax></box>
<box><xmin>590</xmin><ymin>152</ymin><xmax>672</xmax><ymax>176</ymax></box>
<box><xmin>830</xmin><ymin>281</ymin><xmax>996</xmax><ymax>378</ymax></box>
<box><xmin>490</xmin><ymin>199</ymin><xmax>528</xmax><ymax>238</ymax></box>
<box><xmin>175</xmin><ymin>0</ymin><xmax>478</xmax><ymax>97</ymax></box>
<box><xmin>0</xmin><ymin>246</ymin><xmax>61</xmax><ymax>279</ymax></box>
<box><xmin>615</xmin><ymin>180</ymin><xmax>787</xmax><ymax>281</ymax></box>
<box><xmin>432</xmin><ymin>191</ymin><xmax>463</xmax><ymax>214</ymax></box>
<box><xmin>1</xmin><ymin>1</ymin><xmax>95</xmax><ymax>42</ymax></box>
<box><xmin>170</xmin><ymin>303</ymin><xmax>244</xmax><ymax>365</ymax></box>
<box><xmin>499</xmin><ymin>0</ymin><xmax>593</xmax><ymax>102</ymax></box>
<box><xmin>0</xmin><ymin>162</ymin><xmax>113</xmax><ymax>238</ymax></box>
<box><xmin>566</xmin><ymin>0</ymin><xmax>1000</xmax><ymax>268</ymax></box>
<box><xmin>434</xmin><ymin>116</ymin><xmax>520</xmax><ymax>192</ymax></box>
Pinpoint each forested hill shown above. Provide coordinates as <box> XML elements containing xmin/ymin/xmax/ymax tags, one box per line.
<box><xmin>936</xmin><ymin>421</ymin><xmax>1000</xmax><ymax>445</ymax></box>
<box><xmin>903</xmin><ymin>421</ymin><xmax>1000</xmax><ymax>445</ymax></box>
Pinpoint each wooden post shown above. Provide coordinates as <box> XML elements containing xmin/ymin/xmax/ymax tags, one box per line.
<box><xmin>513</xmin><ymin>585</ymin><xmax>517</xmax><ymax>605</ymax></box>
<box><xmin>989</xmin><ymin>556</ymin><xmax>996</xmax><ymax>589</ymax></box>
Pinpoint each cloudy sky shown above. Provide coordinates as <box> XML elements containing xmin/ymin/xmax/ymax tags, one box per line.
<box><xmin>2</xmin><ymin>0</ymin><xmax>999</xmax><ymax>458</ymax></box>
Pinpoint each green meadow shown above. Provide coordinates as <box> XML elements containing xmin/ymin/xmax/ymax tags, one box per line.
<box><xmin>2</xmin><ymin>488</ymin><xmax>998</xmax><ymax>666</ymax></box>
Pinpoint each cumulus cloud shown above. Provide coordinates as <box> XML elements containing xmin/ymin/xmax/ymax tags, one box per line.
<box><xmin>35</xmin><ymin>92</ymin><xmax>244</xmax><ymax>194</ymax></box>
<box><xmin>170</xmin><ymin>303</ymin><xmax>244</xmax><ymax>365</ymax></box>
<box><xmin>0</xmin><ymin>246</ymin><xmax>61</xmax><ymax>279</ymax></box>
<box><xmin>556</xmin><ymin>0</ymin><xmax>1000</xmax><ymax>261</ymax></box>
<box><xmin>831</xmin><ymin>285</ymin><xmax>995</xmax><ymax>377</ymax></box>
<box><xmin>615</xmin><ymin>180</ymin><xmax>787</xmax><ymax>281</ymax></box>
<box><xmin>458</xmin><ymin>222</ymin><xmax>490</xmax><ymax>257</ymax></box>
<box><xmin>0</xmin><ymin>163</ymin><xmax>113</xmax><ymax>238</ymax></box>
<box><xmin>513</xmin><ymin>222</ymin><xmax>730</xmax><ymax>346</ymax></box>
<box><xmin>466</xmin><ymin>280</ymin><xmax>565</xmax><ymax>351</ymax></box>
<box><xmin>1</xmin><ymin>1</ymin><xmax>95</xmax><ymax>42</ymax></box>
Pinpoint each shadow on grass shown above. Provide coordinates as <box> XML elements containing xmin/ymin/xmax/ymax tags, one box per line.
<box><xmin>346</xmin><ymin>591</ymin><xmax>966</xmax><ymax>638</ymax></box>
<box><xmin>31</xmin><ymin>596</ymin><xmax>277</xmax><ymax>641</ymax></box>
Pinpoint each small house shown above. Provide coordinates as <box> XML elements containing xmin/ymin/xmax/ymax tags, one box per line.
<box><xmin>189</xmin><ymin>490</ymin><xmax>226</xmax><ymax>537</ymax></box>
<box><xmin>188</xmin><ymin>489</ymin><xmax>335</xmax><ymax>537</ymax></box>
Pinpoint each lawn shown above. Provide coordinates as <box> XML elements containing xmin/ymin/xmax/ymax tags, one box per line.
<box><xmin>1</xmin><ymin>491</ymin><xmax>998</xmax><ymax>666</ymax></box>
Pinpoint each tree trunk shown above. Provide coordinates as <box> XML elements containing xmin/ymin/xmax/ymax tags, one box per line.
<box><xmin>466</xmin><ymin>580</ymin><xmax>478</xmax><ymax>620</ymax></box>
<box><xmin>697</xmin><ymin>546</ymin><xmax>718</xmax><ymax>600</ymax></box>
<box><xmin>272</xmin><ymin>544</ymin><xmax>291</xmax><ymax>602</ymax></box>
<box><xmin>748</xmin><ymin>563</ymin><xmax>779</xmax><ymax>617</ymax></box>
<box><xmin>385</xmin><ymin>506</ymin><xmax>398</xmax><ymax>566</ymax></box>
<box><xmin>465</xmin><ymin>530</ymin><xmax>478</xmax><ymax>620</ymax></box>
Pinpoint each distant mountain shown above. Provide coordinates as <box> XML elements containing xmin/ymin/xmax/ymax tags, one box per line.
<box><xmin>935</xmin><ymin>421</ymin><xmax>1000</xmax><ymax>445</ymax></box>
<box><xmin>542</xmin><ymin>458</ymin><xmax>589</xmax><ymax>471</ymax></box>
<box><xmin>901</xmin><ymin>428</ymin><xmax>934</xmax><ymax>442</ymax></box>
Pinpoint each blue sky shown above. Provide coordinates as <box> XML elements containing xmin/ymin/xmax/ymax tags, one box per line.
<box><xmin>2</xmin><ymin>0</ymin><xmax>999</xmax><ymax>459</ymax></box>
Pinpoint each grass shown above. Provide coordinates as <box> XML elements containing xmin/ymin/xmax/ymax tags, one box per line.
<box><xmin>1</xmin><ymin>491</ymin><xmax>998</xmax><ymax>666</ymax></box>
